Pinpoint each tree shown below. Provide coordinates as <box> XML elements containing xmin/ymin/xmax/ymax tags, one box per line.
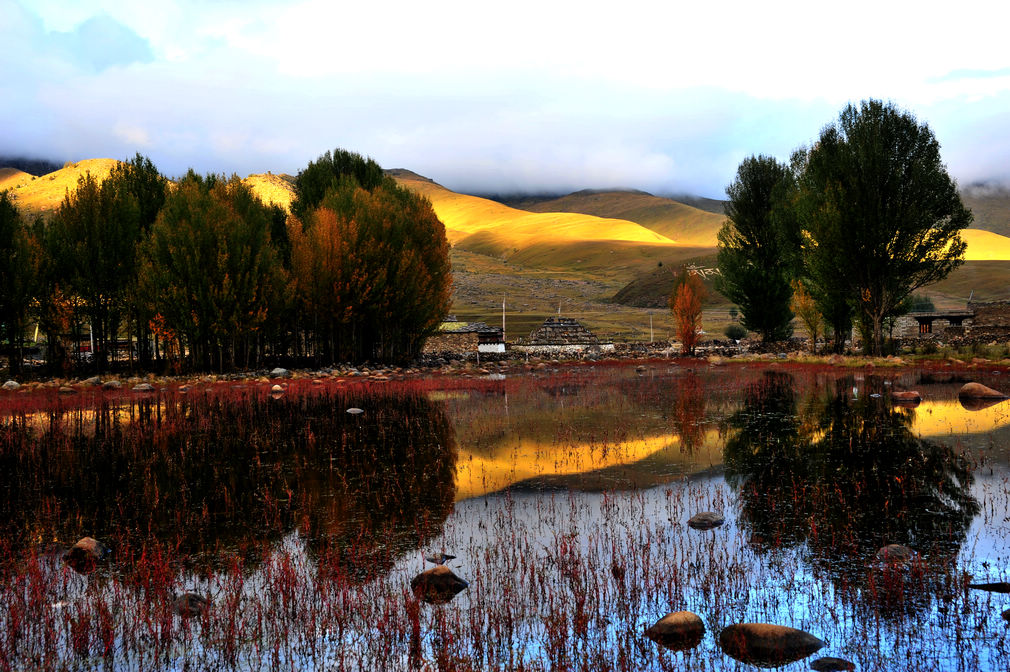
<box><xmin>290</xmin><ymin>149</ymin><xmax>385</xmax><ymax>221</ymax></box>
<box><xmin>796</xmin><ymin>100</ymin><xmax>971</xmax><ymax>356</ymax></box>
<box><xmin>670</xmin><ymin>268</ymin><xmax>705</xmax><ymax>356</ymax></box>
<box><xmin>289</xmin><ymin>176</ymin><xmax>452</xmax><ymax>363</ymax></box>
<box><xmin>716</xmin><ymin>155</ymin><xmax>797</xmax><ymax>342</ymax></box>
<box><xmin>140</xmin><ymin>173</ymin><xmax>284</xmax><ymax>370</ymax></box>
<box><xmin>790</xmin><ymin>280</ymin><xmax>822</xmax><ymax>353</ymax></box>
<box><xmin>0</xmin><ymin>191</ymin><xmax>36</xmax><ymax>375</ymax></box>
<box><xmin>48</xmin><ymin>171</ymin><xmax>143</xmax><ymax>370</ymax></box>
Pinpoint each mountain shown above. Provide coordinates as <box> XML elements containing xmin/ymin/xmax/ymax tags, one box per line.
<box><xmin>389</xmin><ymin>170</ymin><xmax>715</xmax><ymax>279</ymax></box>
<box><xmin>0</xmin><ymin>158</ymin><xmax>297</xmax><ymax>217</ymax></box>
<box><xmin>0</xmin><ymin>158</ymin><xmax>119</xmax><ymax>217</ymax></box>
<box><xmin>962</xmin><ymin>183</ymin><xmax>1010</xmax><ymax>237</ymax></box>
<box><xmin>512</xmin><ymin>189</ymin><xmax>725</xmax><ymax>247</ymax></box>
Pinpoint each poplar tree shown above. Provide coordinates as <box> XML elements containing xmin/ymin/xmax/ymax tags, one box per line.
<box><xmin>716</xmin><ymin>155</ymin><xmax>798</xmax><ymax>342</ymax></box>
<box><xmin>796</xmin><ymin>100</ymin><xmax>971</xmax><ymax>355</ymax></box>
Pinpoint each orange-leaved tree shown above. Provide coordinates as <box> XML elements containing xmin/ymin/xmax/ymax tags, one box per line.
<box><xmin>288</xmin><ymin>166</ymin><xmax>451</xmax><ymax>363</ymax></box>
<box><xmin>790</xmin><ymin>279</ymin><xmax>822</xmax><ymax>353</ymax></box>
<box><xmin>669</xmin><ymin>267</ymin><xmax>705</xmax><ymax>356</ymax></box>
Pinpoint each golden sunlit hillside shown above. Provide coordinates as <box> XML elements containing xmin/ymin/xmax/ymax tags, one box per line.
<box><xmin>518</xmin><ymin>189</ymin><xmax>727</xmax><ymax>247</ymax></box>
<box><xmin>960</xmin><ymin>229</ymin><xmax>1010</xmax><ymax>261</ymax></box>
<box><xmin>2</xmin><ymin>158</ymin><xmax>119</xmax><ymax>217</ymax></box>
<box><xmin>390</xmin><ymin>169</ymin><xmax>681</xmax><ymax>250</ymax></box>
<box><xmin>242</xmin><ymin>173</ymin><xmax>296</xmax><ymax>212</ymax></box>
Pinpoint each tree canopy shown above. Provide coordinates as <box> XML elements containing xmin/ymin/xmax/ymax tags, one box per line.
<box><xmin>716</xmin><ymin>155</ymin><xmax>797</xmax><ymax>342</ymax></box>
<box><xmin>796</xmin><ymin>100</ymin><xmax>971</xmax><ymax>355</ymax></box>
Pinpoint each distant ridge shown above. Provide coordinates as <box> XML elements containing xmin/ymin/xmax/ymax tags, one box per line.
<box><xmin>0</xmin><ymin>155</ymin><xmax>63</xmax><ymax>177</ymax></box>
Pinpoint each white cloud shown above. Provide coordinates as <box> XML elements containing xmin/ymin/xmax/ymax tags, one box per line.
<box><xmin>3</xmin><ymin>0</ymin><xmax>1010</xmax><ymax>196</ymax></box>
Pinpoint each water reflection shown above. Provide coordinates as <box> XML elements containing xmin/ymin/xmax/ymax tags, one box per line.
<box><xmin>725</xmin><ymin>372</ymin><xmax>979</xmax><ymax>610</ymax></box>
<box><xmin>0</xmin><ymin>387</ymin><xmax>457</xmax><ymax>580</ymax></box>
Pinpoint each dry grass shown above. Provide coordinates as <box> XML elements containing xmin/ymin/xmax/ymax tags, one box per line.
<box><xmin>392</xmin><ymin>173</ymin><xmax>681</xmax><ymax>251</ymax></box>
<box><xmin>2</xmin><ymin>158</ymin><xmax>119</xmax><ymax>217</ymax></box>
<box><xmin>242</xmin><ymin>173</ymin><xmax>296</xmax><ymax>212</ymax></box>
<box><xmin>521</xmin><ymin>189</ymin><xmax>726</xmax><ymax>246</ymax></box>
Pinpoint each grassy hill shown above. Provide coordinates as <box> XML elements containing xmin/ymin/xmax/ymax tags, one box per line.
<box><xmin>1</xmin><ymin>158</ymin><xmax>119</xmax><ymax>217</ymax></box>
<box><xmin>516</xmin><ymin>189</ymin><xmax>726</xmax><ymax>247</ymax></box>
<box><xmin>0</xmin><ymin>159</ymin><xmax>297</xmax><ymax>218</ymax></box>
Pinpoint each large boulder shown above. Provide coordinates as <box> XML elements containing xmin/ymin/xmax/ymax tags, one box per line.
<box><xmin>958</xmin><ymin>382</ymin><xmax>1007</xmax><ymax>400</ymax></box>
<box><xmin>966</xmin><ymin>581</ymin><xmax>1010</xmax><ymax>593</ymax></box>
<box><xmin>64</xmin><ymin>537</ymin><xmax>110</xmax><ymax>574</ymax></box>
<box><xmin>718</xmin><ymin>623</ymin><xmax>824</xmax><ymax>667</ymax></box>
<box><xmin>270</xmin><ymin>368</ymin><xmax>290</xmax><ymax>378</ymax></box>
<box><xmin>2</xmin><ymin>380</ymin><xmax>20</xmax><ymax>391</ymax></box>
<box><xmin>876</xmin><ymin>544</ymin><xmax>916</xmax><ymax>565</ymax></box>
<box><xmin>891</xmin><ymin>390</ymin><xmax>921</xmax><ymax>402</ymax></box>
<box><xmin>810</xmin><ymin>657</ymin><xmax>856</xmax><ymax>672</ymax></box>
<box><xmin>687</xmin><ymin>512</ymin><xmax>725</xmax><ymax>530</ymax></box>
<box><xmin>644</xmin><ymin>611</ymin><xmax>705</xmax><ymax>651</ymax></box>
<box><xmin>410</xmin><ymin>565</ymin><xmax>468</xmax><ymax>605</ymax></box>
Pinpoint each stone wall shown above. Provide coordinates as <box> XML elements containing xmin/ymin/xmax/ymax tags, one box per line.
<box><xmin>527</xmin><ymin>317</ymin><xmax>601</xmax><ymax>345</ymax></box>
<box><xmin>969</xmin><ymin>301</ymin><xmax>1010</xmax><ymax>328</ymax></box>
<box><xmin>423</xmin><ymin>332</ymin><xmax>479</xmax><ymax>355</ymax></box>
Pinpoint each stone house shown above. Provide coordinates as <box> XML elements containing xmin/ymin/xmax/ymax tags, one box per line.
<box><xmin>512</xmin><ymin>317</ymin><xmax>615</xmax><ymax>356</ymax></box>
<box><xmin>897</xmin><ymin>300</ymin><xmax>1010</xmax><ymax>341</ymax></box>
<box><xmin>423</xmin><ymin>317</ymin><xmax>505</xmax><ymax>356</ymax></box>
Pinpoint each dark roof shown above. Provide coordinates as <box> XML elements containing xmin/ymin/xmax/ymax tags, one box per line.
<box><xmin>527</xmin><ymin>317</ymin><xmax>601</xmax><ymax>345</ymax></box>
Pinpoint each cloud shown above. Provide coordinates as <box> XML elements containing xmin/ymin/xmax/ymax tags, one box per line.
<box><xmin>1</xmin><ymin>0</ymin><xmax>1009</xmax><ymax>197</ymax></box>
<box><xmin>49</xmin><ymin>13</ymin><xmax>155</xmax><ymax>72</ymax></box>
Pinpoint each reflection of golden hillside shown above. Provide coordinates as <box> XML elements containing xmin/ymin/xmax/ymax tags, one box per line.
<box><xmin>911</xmin><ymin>399</ymin><xmax>1010</xmax><ymax>436</ymax></box>
<box><xmin>455</xmin><ymin>429</ymin><xmax>725</xmax><ymax>500</ymax></box>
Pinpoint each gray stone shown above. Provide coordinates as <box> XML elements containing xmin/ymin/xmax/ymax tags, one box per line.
<box><xmin>645</xmin><ymin>611</ymin><xmax>705</xmax><ymax>651</ymax></box>
<box><xmin>270</xmin><ymin>368</ymin><xmax>290</xmax><ymax>378</ymax></box>
<box><xmin>132</xmin><ymin>383</ymin><xmax>155</xmax><ymax>392</ymax></box>
<box><xmin>346</xmin><ymin>407</ymin><xmax>364</xmax><ymax>415</ymax></box>
<box><xmin>719</xmin><ymin>623</ymin><xmax>825</xmax><ymax>667</ymax></box>
<box><xmin>1</xmin><ymin>380</ymin><xmax>20</xmax><ymax>391</ymax></box>
<box><xmin>102</xmin><ymin>380</ymin><xmax>122</xmax><ymax>390</ymax></box>
<box><xmin>810</xmin><ymin>657</ymin><xmax>855</xmax><ymax>672</ymax></box>
<box><xmin>688</xmin><ymin>512</ymin><xmax>725</xmax><ymax>530</ymax></box>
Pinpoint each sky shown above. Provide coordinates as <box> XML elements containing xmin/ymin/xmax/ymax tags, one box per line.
<box><xmin>2</xmin><ymin>0</ymin><xmax>1010</xmax><ymax>199</ymax></box>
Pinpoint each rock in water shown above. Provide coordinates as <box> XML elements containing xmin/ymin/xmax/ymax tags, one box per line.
<box><xmin>687</xmin><ymin>512</ymin><xmax>725</xmax><ymax>530</ymax></box>
<box><xmin>2</xmin><ymin>380</ymin><xmax>19</xmax><ymax>391</ymax></box>
<box><xmin>891</xmin><ymin>390</ymin><xmax>921</xmax><ymax>402</ymax></box>
<box><xmin>132</xmin><ymin>383</ymin><xmax>155</xmax><ymax>392</ymax></box>
<box><xmin>410</xmin><ymin>565</ymin><xmax>468</xmax><ymax>605</ymax></box>
<box><xmin>876</xmin><ymin>544</ymin><xmax>916</xmax><ymax>565</ymax></box>
<box><xmin>270</xmin><ymin>368</ymin><xmax>290</xmax><ymax>378</ymax></box>
<box><xmin>719</xmin><ymin>623</ymin><xmax>824</xmax><ymax>667</ymax></box>
<box><xmin>173</xmin><ymin>592</ymin><xmax>211</xmax><ymax>618</ymax></box>
<box><xmin>644</xmin><ymin>611</ymin><xmax>705</xmax><ymax>651</ymax></box>
<box><xmin>810</xmin><ymin>657</ymin><xmax>856</xmax><ymax>672</ymax></box>
<box><xmin>102</xmin><ymin>380</ymin><xmax>122</xmax><ymax>390</ymax></box>
<box><xmin>967</xmin><ymin>581</ymin><xmax>1010</xmax><ymax>593</ymax></box>
<box><xmin>64</xmin><ymin>537</ymin><xmax>110</xmax><ymax>573</ymax></box>
<box><xmin>958</xmin><ymin>382</ymin><xmax>1007</xmax><ymax>400</ymax></box>
<box><xmin>346</xmin><ymin>407</ymin><xmax>364</xmax><ymax>415</ymax></box>
<box><xmin>424</xmin><ymin>552</ymin><xmax>456</xmax><ymax>565</ymax></box>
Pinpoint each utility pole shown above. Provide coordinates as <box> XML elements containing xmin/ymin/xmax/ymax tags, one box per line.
<box><xmin>649</xmin><ymin>312</ymin><xmax>654</xmax><ymax>343</ymax></box>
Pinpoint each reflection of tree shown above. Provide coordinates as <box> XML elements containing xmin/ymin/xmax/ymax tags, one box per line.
<box><xmin>671</xmin><ymin>372</ymin><xmax>707</xmax><ymax>453</ymax></box>
<box><xmin>725</xmin><ymin>372</ymin><xmax>979</xmax><ymax>609</ymax></box>
<box><xmin>0</xmin><ymin>388</ymin><xmax>456</xmax><ymax>582</ymax></box>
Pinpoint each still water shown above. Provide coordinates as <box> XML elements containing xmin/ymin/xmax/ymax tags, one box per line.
<box><xmin>2</xmin><ymin>362</ymin><xmax>1010</xmax><ymax>670</ymax></box>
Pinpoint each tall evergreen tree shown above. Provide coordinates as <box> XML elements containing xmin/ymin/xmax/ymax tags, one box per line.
<box><xmin>140</xmin><ymin>173</ymin><xmax>284</xmax><ymax>370</ymax></box>
<box><xmin>290</xmin><ymin>149</ymin><xmax>386</xmax><ymax>220</ymax></box>
<box><xmin>716</xmin><ymin>155</ymin><xmax>797</xmax><ymax>342</ymax></box>
<box><xmin>795</xmin><ymin>100</ymin><xmax>971</xmax><ymax>355</ymax></box>
<box><xmin>0</xmin><ymin>191</ymin><xmax>36</xmax><ymax>376</ymax></box>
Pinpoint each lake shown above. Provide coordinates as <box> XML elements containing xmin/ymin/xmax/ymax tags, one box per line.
<box><xmin>2</xmin><ymin>361</ymin><xmax>1010</xmax><ymax>671</ymax></box>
